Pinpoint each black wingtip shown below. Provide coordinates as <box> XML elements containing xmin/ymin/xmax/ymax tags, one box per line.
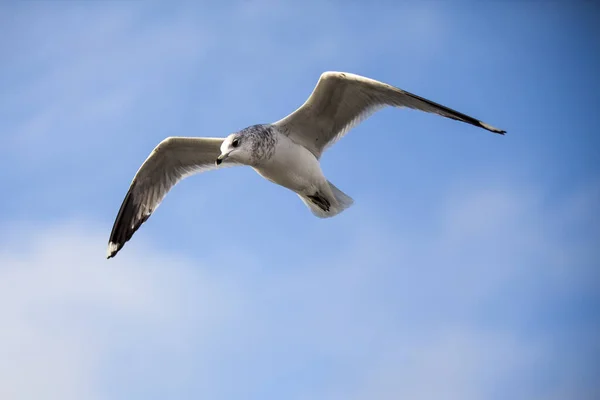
<box><xmin>478</xmin><ymin>121</ymin><xmax>506</xmax><ymax>135</ymax></box>
<box><xmin>106</xmin><ymin>182</ymin><xmax>146</xmax><ymax>260</ymax></box>
<box><xmin>106</xmin><ymin>241</ymin><xmax>122</xmax><ymax>259</ymax></box>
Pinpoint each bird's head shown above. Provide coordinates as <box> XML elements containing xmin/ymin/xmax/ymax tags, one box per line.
<box><xmin>216</xmin><ymin>133</ymin><xmax>253</xmax><ymax>166</ymax></box>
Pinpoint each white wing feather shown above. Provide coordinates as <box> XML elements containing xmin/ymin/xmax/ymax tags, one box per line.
<box><xmin>275</xmin><ymin>71</ymin><xmax>505</xmax><ymax>158</ymax></box>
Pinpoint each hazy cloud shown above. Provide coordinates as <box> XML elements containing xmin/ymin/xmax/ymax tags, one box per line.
<box><xmin>1</xmin><ymin>181</ymin><xmax>597</xmax><ymax>399</ymax></box>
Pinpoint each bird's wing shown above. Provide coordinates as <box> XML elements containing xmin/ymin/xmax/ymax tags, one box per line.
<box><xmin>107</xmin><ymin>137</ymin><xmax>235</xmax><ymax>259</ymax></box>
<box><xmin>274</xmin><ymin>71</ymin><xmax>505</xmax><ymax>158</ymax></box>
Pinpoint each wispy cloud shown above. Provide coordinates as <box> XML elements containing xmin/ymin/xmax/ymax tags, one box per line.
<box><xmin>4</xmin><ymin>5</ymin><xmax>214</xmax><ymax>165</ymax></box>
<box><xmin>1</xmin><ymin>2</ymin><xmax>598</xmax><ymax>399</ymax></box>
<box><xmin>0</xmin><ymin>221</ymin><xmax>240</xmax><ymax>400</ymax></box>
<box><xmin>1</xmin><ymin>180</ymin><xmax>597</xmax><ymax>399</ymax></box>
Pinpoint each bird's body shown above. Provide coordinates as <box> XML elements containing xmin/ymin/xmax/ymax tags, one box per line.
<box><xmin>107</xmin><ymin>71</ymin><xmax>506</xmax><ymax>259</ymax></box>
<box><xmin>251</xmin><ymin>126</ymin><xmax>327</xmax><ymax>197</ymax></box>
<box><xmin>253</xmin><ymin>126</ymin><xmax>350</xmax><ymax>218</ymax></box>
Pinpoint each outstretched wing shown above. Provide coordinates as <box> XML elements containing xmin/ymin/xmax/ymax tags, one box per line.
<box><xmin>107</xmin><ymin>137</ymin><xmax>234</xmax><ymax>259</ymax></box>
<box><xmin>274</xmin><ymin>71</ymin><xmax>505</xmax><ymax>158</ymax></box>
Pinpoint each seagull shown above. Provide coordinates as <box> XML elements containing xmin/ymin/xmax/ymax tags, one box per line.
<box><xmin>107</xmin><ymin>71</ymin><xmax>505</xmax><ymax>259</ymax></box>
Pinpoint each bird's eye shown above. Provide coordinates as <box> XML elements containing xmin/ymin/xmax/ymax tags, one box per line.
<box><xmin>231</xmin><ymin>139</ymin><xmax>239</xmax><ymax>148</ymax></box>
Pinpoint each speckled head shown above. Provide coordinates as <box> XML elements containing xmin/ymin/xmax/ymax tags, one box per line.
<box><xmin>215</xmin><ymin>124</ymin><xmax>276</xmax><ymax>166</ymax></box>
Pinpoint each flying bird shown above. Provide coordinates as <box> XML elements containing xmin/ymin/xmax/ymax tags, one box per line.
<box><xmin>107</xmin><ymin>71</ymin><xmax>505</xmax><ymax>258</ymax></box>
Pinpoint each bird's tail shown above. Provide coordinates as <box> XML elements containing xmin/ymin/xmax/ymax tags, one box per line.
<box><xmin>299</xmin><ymin>180</ymin><xmax>354</xmax><ymax>218</ymax></box>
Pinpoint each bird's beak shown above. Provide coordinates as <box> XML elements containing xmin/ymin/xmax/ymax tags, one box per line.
<box><xmin>215</xmin><ymin>152</ymin><xmax>230</xmax><ymax>166</ymax></box>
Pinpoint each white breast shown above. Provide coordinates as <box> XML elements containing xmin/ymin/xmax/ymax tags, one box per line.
<box><xmin>253</xmin><ymin>132</ymin><xmax>325</xmax><ymax>193</ymax></box>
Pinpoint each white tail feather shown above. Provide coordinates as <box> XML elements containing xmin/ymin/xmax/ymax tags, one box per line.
<box><xmin>299</xmin><ymin>181</ymin><xmax>354</xmax><ymax>218</ymax></box>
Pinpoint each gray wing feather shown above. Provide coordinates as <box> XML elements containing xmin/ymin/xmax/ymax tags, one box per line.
<box><xmin>107</xmin><ymin>137</ymin><xmax>234</xmax><ymax>258</ymax></box>
<box><xmin>274</xmin><ymin>71</ymin><xmax>505</xmax><ymax>158</ymax></box>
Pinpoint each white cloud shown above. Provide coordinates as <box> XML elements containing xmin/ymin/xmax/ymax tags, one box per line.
<box><xmin>346</xmin><ymin>329</ymin><xmax>541</xmax><ymax>400</ymax></box>
<box><xmin>2</xmin><ymin>180</ymin><xmax>596</xmax><ymax>399</ymax></box>
<box><xmin>1</xmin><ymin>4</ymin><xmax>597</xmax><ymax>397</ymax></box>
<box><xmin>0</xmin><ymin>222</ymin><xmax>240</xmax><ymax>400</ymax></box>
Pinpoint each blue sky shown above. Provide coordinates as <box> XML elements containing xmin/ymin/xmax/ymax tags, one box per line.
<box><xmin>1</xmin><ymin>1</ymin><xmax>598</xmax><ymax>399</ymax></box>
